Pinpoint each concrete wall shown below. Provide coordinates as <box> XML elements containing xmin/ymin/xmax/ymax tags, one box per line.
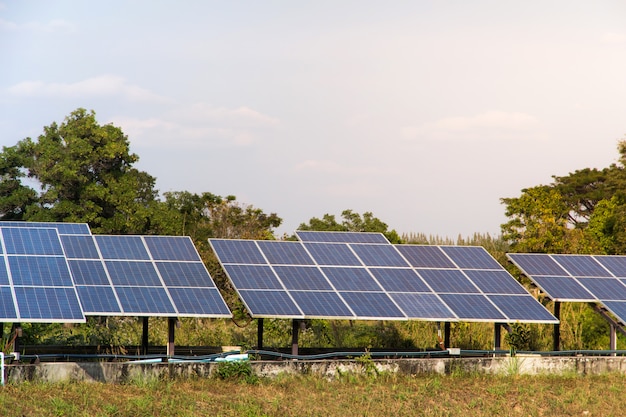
<box><xmin>5</xmin><ymin>356</ymin><xmax>626</xmax><ymax>384</ymax></box>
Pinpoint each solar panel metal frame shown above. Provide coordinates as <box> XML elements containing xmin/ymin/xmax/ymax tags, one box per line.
<box><xmin>210</xmin><ymin>236</ymin><xmax>557</xmax><ymax>324</ymax></box>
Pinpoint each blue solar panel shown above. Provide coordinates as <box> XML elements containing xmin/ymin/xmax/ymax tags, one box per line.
<box><xmin>601</xmin><ymin>301</ymin><xmax>626</xmax><ymax>324</ymax></box>
<box><xmin>289</xmin><ymin>291</ymin><xmax>354</xmax><ymax>317</ymax></box>
<box><xmin>68</xmin><ymin>260</ymin><xmax>110</xmax><ymax>285</ymax></box>
<box><xmin>394</xmin><ymin>245</ymin><xmax>455</xmax><ymax>268</ymax></box>
<box><xmin>222</xmin><ymin>264</ymin><xmax>282</xmax><ymax>289</ymax></box>
<box><xmin>257</xmin><ymin>241</ymin><xmax>314</xmax><ymax>265</ymax></box>
<box><xmin>321</xmin><ymin>267</ymin><xmax>382</xmax><ymax>291</ymax></box>
<box><xmin>272</xmin><ymin>266</ymin><xmax>333</xmax><ymax>291</ymax></box>
<box><xmin>350</xmin><ymin>244</ymin><xmax>409</xmax><ymax>267</ymax></box>
<box><xmin>296</xmin><ymin>231</ymin><xmax>389</xmax><ymax>244</ymax></box>
<box><xmin>594</xmin><ymin>256</ymin><xmax>626</xmax><ymax>277</ymax></box>
<box><xmin>15</xmin><ymin>287</ymin><xmax>84</xmax><ymax>321</ymax></box>
<box><xmin>416</xmin><ymin>269</ymin><xmax>480</xmax><ymax>294</ymax></box>
<box><xmin>238</xmin><ymin>290</ymin><xmax>302</xmax><ymax>317</ymax></box>
<box><xmin>340</xmin><ymin>292</ymin><xmax>404</xmax><ymax>318</ymax></box>
<box><xmin>2</xmin><ymin>227</ymin><xmax>64</xmax><ymax>255</ymax></box>
<box><xmin>507</xmin><ymin>253</ymin><xmax>568</xmax><ymax>276</ymax></box>
<box><xmin>530</xmin><ymin>276</ymin><xmax>595</xmax><ymax>301</ymax></box>
<box><xmin>116</xmin><ymin>286</ymin><xmax>176</xmax><ymax>314</ymax></box>
<box><xmin>96</xmin><ymin>236</ymin><xmax>150</xmax><ymax>260</ymax></box>
<box><xmin>105</xmin><ymin>261</ymin><xmax>161</xmax><ymax>286</ymax></box>
<box><xmin>9</xmin><ymin>256</ymin><xmax>73</xmax><ymax>286</ymax></box>
<box><xmin>0</xmin><ymin>221</ymin><xmax>90</xmax><ymax>235</ymax></box>
<box><xmin>168</xmin><ymin>288</ymin><xmax>231</xmax><ymax>316</ymax></box>
<box><xmin>144</xmin><ymin>236</ymin><xmax>202</xmax><ymax>261</ymax></box>
<box><xmin>463</xmin><ymin>270</ymin><xmax>528</xmax><ymax>295</ymax></box>
<box><xmin>488</xmin><ymin>295</ymin><xmax>556</xmax><ymax>322</ymax></box>
<box><xmin>156</xmin><ymin>262</ymin><xmax>215</xmax><ymax>287</ymax></box>
<box><xmin>0</xmin><ymin>287</ymin><xmax>17</xmax><ymax>319</ymax></box>
<box><xmin>439</xmin><ymin>294</ymin><xmax>506</xmax><ymax>321</ymax></box>
<box><xmin>210</xmin><ymin>239</ymin><xmax>266</xmax><ymax>264</ymax></box>
<box><xmin>60</xmin><ymin>235</ymin><xmax>100</xmax><ymax>259</ymax></box>
<box><xmin>0</xmin><ymin>262</ymin><xmax>9</xmax><ymax>285</ymax></box>
<box><xmin>303</xmin><ymin>243</ymin><xmax>362</xmax><ymax>266</ymax></box>
<box><xmin>441</xmin><ymin>246</ymin><xmax>501</xmax><ymax>269</ymax></box>
<box><xmin>369</xmin><ymin>268</ymin><xmax>431</xmax><ymax>293</ymax></box>
<box><xmin>390</xmin><ymin>293</ymin><xmax>455</xmax><ymax>319</ymax></box>
<box><xmin>577</xmin><ymin>278</ymin><xmax>626</xmax><ymax>301</ymax></box>
<box><xmin>76</xmin><ymin>286</ymin><xmax>122</xmax><ymax>314</ymax></box>
<box><xmin>551</xmin><ymin>255</ymin><xmax>611</xmax><ymax>277</ymax></box>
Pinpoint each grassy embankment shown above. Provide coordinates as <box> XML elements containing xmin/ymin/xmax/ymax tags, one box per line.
<box><xmin>0</xmin><ymin>371</ymin><xmax>623</xmax><ymax>416</ymax></box>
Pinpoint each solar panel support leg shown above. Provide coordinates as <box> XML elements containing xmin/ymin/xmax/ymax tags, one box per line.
<box><xmin>444</xmin><ymin>322</ymin><xmax>450</xmax><ymax>350</ymax></box>
<box><xmin>291</xmin><ymin>319</ymin><xmax>300</xmax><ymax>357</ymax></box>
<box><xmin>167</xmin><ymin>317</ymin><xmax>176</xmax><ymax>357</ymax></box>
<box><xmin>552</xmin><ymin>302</ymin><xmax>561</xmax><ymax>351</ymax></box>
<box><xmin>141</xmin><ymin>317</ymin><xmax>149</xmax><ymax>356</ymax></box>
<box><xmin>494</xmin><ymin>323</ymin><xmax>502</xmax><ymax>351</ymax></box>
<box><xmin>257</xmin><ymin>318</ymin><xmax>264</xmax><ymax>350</ymax></box>
<box><xmin>610</xmin><ymin>324</ymin><xmax>617</xmax><ymax>355</ymax></box>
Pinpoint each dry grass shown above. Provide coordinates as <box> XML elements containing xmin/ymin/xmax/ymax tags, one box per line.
<box><xmin>0</xmin><ymin>372</ymin><xmax>623</xmax><ymax>416</ymax></box>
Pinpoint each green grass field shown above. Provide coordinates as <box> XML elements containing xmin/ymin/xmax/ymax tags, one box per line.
<box><xmin>0</xmin><ymin>372</ymin><xmax>623</xmax><ymax>416</ymax></box>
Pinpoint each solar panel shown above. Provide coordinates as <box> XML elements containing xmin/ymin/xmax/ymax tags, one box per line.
<box><xmin>295</xmin><ymin>230</ymin><xmax>389</xmax><ymax>244</ymax></box>
<box><xmin>507</xmin><ymin>252</ymin><xmax>626</xmax><ymax>323</ymax></box>
<box><xmin>64</xmin><ymin>235</ymin><xmax>231</xmax><ymax>318</ymax></box>
<box><xmin>488</xmin><ymin>295</ymin><xmax>556</xmax><ymax>322</ymax></box>
<box><xmin>211</xmin><ymin>235</ymin><xmax>557</xmax><ymax>323</ymax></box>
<box><xmin>0</xmin><ymin>221</ymin><xmax>91</xmax><ymax>235</ymax></box>
<box><xmin>0</xmin><ymin>226</ymin><xmax>85</xmax><ymax>323</ymax></box>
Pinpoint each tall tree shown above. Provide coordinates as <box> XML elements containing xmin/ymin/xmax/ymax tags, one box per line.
<box><xmin>0</xmin><ymin>108</ymin><xmax>169</xmax><ymax>234</ymax></box>
<box><xmin>298</xmin><ymin>209</ymin><xmax>402</xmax><ymax>243</ymax></box>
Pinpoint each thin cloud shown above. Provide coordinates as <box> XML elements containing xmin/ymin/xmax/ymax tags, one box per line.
<box><xmin>402</xmin><ymin>111</ymin><xmax>540</xmax><ymax>142</ymax></box>
<box><xmin>8</xmin><ymin>75</ymin><xmax>167</xmax><ymax>102</ymax></box>
<box><xmin>171</xmin><ymin>103</ymin><xmax>280</xmax><ymax>128</ymax></box>
<box><xmin>0</xmin><ymin>17</ymin><xmax>76</xmax><ymax>33</ymax></box>
<box><xmin>602</xmin><ymin>32</ymin><xmax>626</xmax><ymax>44</ymax></box>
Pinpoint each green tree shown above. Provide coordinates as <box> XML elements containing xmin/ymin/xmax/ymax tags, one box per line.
<box><xmin>297</xmin><ymin>209</ymin><xmax>402</xmax><ymax>243</ymax></box>
<box><xmin>0</xmin><ymin>108</ymin><xmax>172</xmax><ymax>234</ymax></box>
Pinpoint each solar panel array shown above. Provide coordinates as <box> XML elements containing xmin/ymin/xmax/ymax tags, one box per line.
<box><xmin>210</xmin><ymin>232</ymin><xmax>557</xmax><ymax>323</ymax></box>
<box><xmin>0</xmin><ymin>221</ymin><xmax>231</xmax><ymax>322</ymax></box>
<box><xmin>508</xmin><ymin>253</ymin><xmax>626</xmax><ymax>324</ymax></box>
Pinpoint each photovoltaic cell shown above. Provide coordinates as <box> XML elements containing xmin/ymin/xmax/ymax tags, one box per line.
<box><xmin>488</xmin><ymin>295</ymin><xmax>556</xmax><ymax>322</ymax></box>
<box><xmin>321</xmin><ymin>267</ymin><xmax>381</xmax><ymax>291</ymax></box>
<box><xmin>416</xmin><ymin>269</ymin><xmax>479</xmax><ymax>294</ymax></box>
<box><xmin>96</xmin><ymin>235</ymin><xmax>150</xmax><ymax>260</ymax></box>
<box><xmin>350</xmin><ymin>244</ymin><xmax>409</xmax><ymax>267</ymax></box>
<box><xmin>303</xmin><ymin>243</ymin><xmax>362</xmax><ymax>266</ymax></box>
<box><xmin>594</xmin><ymin>256</ymin><xmax>626</xmax><ymax>277</ymax></box>
<box><xmin>390</xmin><ymin>293</ymin><xmax>455</xmax><ymax>320</ymax></box>
<box><xmin>439</xmin><ymin>293</ymin><xmax>506</xmax><ymax>321</ymax></box>
<box><xmin>116</xmin><ymin>286</ymin><xmax>176</xmax><ymax>314</ymax></box>
<box><xmin>14</xmin><ymin>287</ymin><xmax>84</xmax><ymax>321</ymax></box>
<box><xmin>441</xmin><ymin>246</ymin><xmax>501</xmax><ymax>269</ymax></box>
<box><xmin>296</xmin><ymin>231</ymin><xmax>389</xmax><ymax>244</ymax></box>
<box><xmin>238</xmin><ymin>290</ymin><xmax>302</xmax><ymax>317</ymax></box>
<box><xmin>60</xmin><ymin>235</ymin><xmax>100</xmax><ymax>259</ymax></box>
<box><xmin>156</xmin><ymin>262</ymin><xmax>215</xmax><ymax>287</ymax></box>
<box><xmin>551</xmin><ymin>255</ymin><xmax>611</xmax><ymax>277</ymax></box>
<box><xmin>601</xmin><ymin>301</ymin><xmax>626</xmax><ymax>324</ymax></box>
<box><xmin>222</xmin><ymin>264</ymin><xmax>283</xmax><ymax>289</ymax></box>
<box><xmin>289</xmin><ymin>291</ymin><xmax>354</xmax><ymax>317</ymax></box>
<box><xmin>2</xmin><ymin>227</ymin><xmax>64</xmax><ymax>256</ymax></box>
<box><xmin>168</xmin><ymin>288</ymin><xmax>231</xmax><ymax>315</ymax></box>
<box><xmin>76</xmin><ymin>286</ymin><xmax>122</xmax><ymax>314</ymax></box>
<box><xmin>463</xmin><ymin>270</ymin><xmax>528</xmax><ymax>295</ymax></box>
<box><xmin>144</xmin><ymin>236</ymin><xmax>201</xmax><ymax>261</ymax></box>
<box><xmin>340</xmin><ymin>292</ymin><xmax>404</xmax><ymax>318</ymax></box>
<box><xmin>0</xmin><ymin>221</ymin><xmax>90</xmax><ymax>235</ymax></box>
<box><xmin>210</xmin><ymin>239</ymin><xmax>266</xmax><ymax>264</ymax></box>
<box><xmin>507</xmin><ymin>253</ymin><xmax>568</xmax><ymax>276</ymax></box>
<box><xmin>105</xmin><ymin>261</ymin><xmax>162</xmax><ymax>286</ymax></box>
<box><xmin>0</xmin><ymin>287</ymin><xmax>17</xmax><ymax>319</ymax></box>
<box><xmin>68</xmin><ymin>260</ymin><xmax>110</xmax><ymax>285</ymax></box>
<box><xmin>272</xmin><ymin>266</ymin><xmax>333</xmax><ymax>291</ymax></box>
<box><xmin>257</xmin><ymin>241</ymin><xmax>314</xmax><ymax>265</ymax></box>
<box><xmin>394</xmin><ymin>245</ymin><xmax>455</xmax><ymax>268</ymax></box>
<box><xmin>368</xmin><ymin>268</ymin><xmax>431</xmax><ymax>293</ymax></box>
<box><xmin>577</xmin><ymin>278</ymin><xmax>626</xmax><ymax>301</ymax></box>
<box><xmin>8</xmin><ymin>256</ymin><xmax>73</xmax><ymax>286</ymax></box>
<box><xmin>530</xmin><ymin>276</ymin><xmax>595</xmax><ymax>301</ymax></box>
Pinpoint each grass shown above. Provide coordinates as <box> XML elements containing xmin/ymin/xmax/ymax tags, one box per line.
<box><xmin>0</xmin><ymin>372</ymin><xmax>624</xmax><ymax>416</ymax></box>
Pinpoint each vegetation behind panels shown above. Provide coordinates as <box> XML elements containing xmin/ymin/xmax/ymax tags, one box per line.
<box><xmin>1</xmin><ymin>108</ymin><xmax>625</xmax><ymax>351</ymax></box>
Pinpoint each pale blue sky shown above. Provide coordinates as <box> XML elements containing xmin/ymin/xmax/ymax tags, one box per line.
<box><xmin>2</xmin><ymin>1</ymin><xmax>626</xmax><ymax>237</ymax></box>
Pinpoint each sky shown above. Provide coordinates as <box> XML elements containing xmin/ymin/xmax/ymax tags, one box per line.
<box><xmin>1</xmin><ymin>1</ymin><xmax>626</xmax><ymax>238</ymax></box>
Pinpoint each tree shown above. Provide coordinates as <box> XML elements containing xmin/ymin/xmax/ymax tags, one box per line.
<box><xmin>297</xmin><ymin>209</ymin><xmax>402</xmax><ymax>243</ymax></box>
<box><xmin>0</xmin><ymin>108</ymin><xmax>172</xmax><ymax>234</ymax></box>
